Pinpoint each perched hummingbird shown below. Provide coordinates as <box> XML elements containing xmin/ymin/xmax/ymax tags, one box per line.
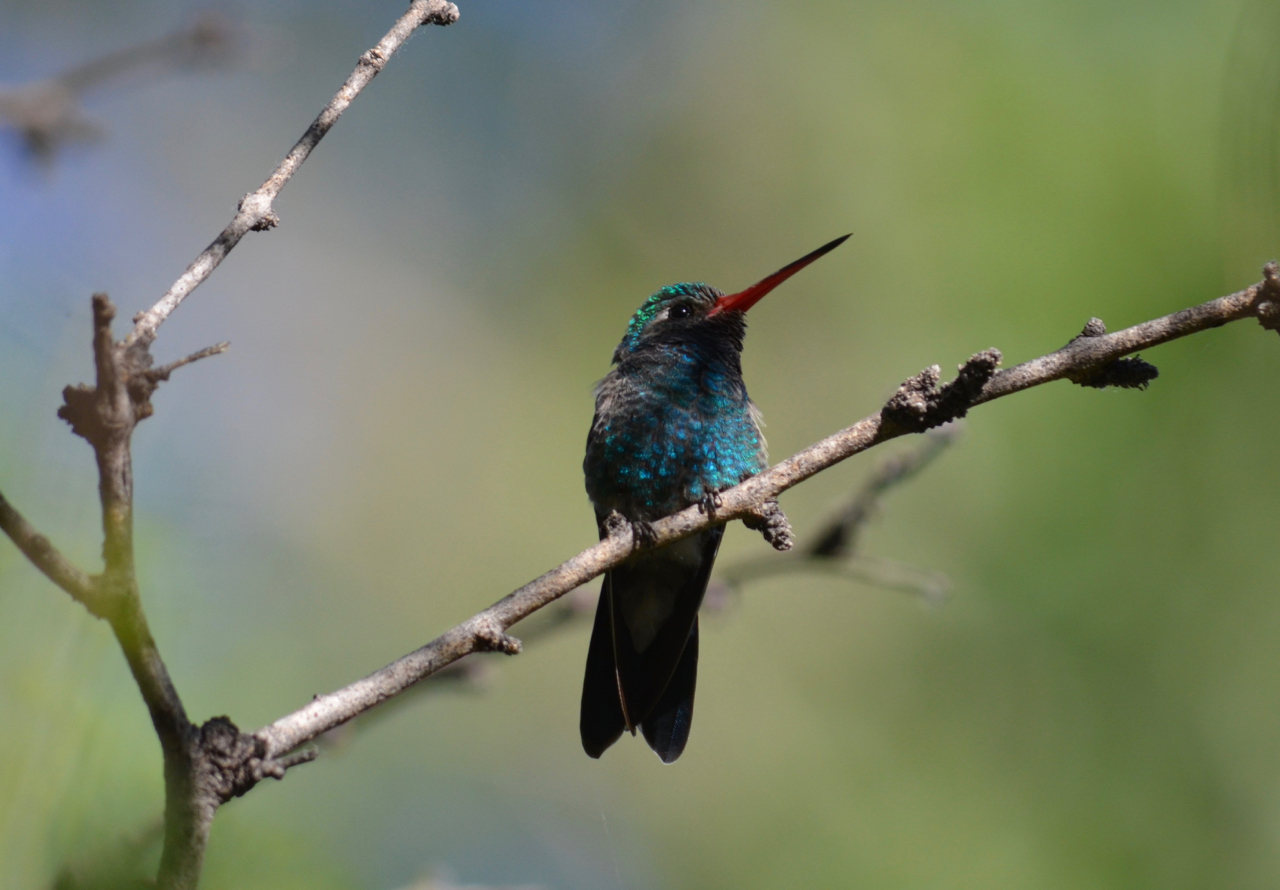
<box><xmin>580</xmin><ymin>234</ymin><xmax>850</xmax><ymax>762</ymax></box>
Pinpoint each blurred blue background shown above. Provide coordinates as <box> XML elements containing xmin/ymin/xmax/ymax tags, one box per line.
<box><xmin>1</xmin><ymin>1</ymin><xmax>1278</xmax><ymax>887</ymax></box>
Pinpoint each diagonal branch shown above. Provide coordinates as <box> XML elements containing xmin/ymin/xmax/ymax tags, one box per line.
<box><xmin>977</xmin><ymin>266</ymin><xmax>1280</xmax><ymax>402</ymax></box>
<box><xmin>316</xmin><ymin>431</ymin><xmax>962</xmax><ymax>751</ymax></box>
<box><xmin>807</xmin><ymin>424</ymin><xmax>960</xmax><ymax>560</ymax></box>
<box><xmin>708</xmin><ymin>427</ymin><xmax>961</xmax><ymax>604</ymax></box>
<box><xmin>255</xmin><ymin>268</ymin><xmax>1279</xmax><ymax>760</ymax></box>
<box><xmin>4</xmin><ymin>3</ymin><xmax>1270</xmax><ymax>885</ymax></box>
<box><xmin>0</xmin><ymin>489</ymin><xmax>99</xmax><ymax>608</ymax></box>
<box><xmin>0</xmin><ymin>13</ymin><xmax>237</xmax><ymax>166</ymax></box>
<box><xmin>55</xmin><ymin>12</ymin><xmax>236</xmax><ymax>98</ymax></box>
<box><xmin>147</xmin><ymin>342</ymin><xmax>231</xmax><ymax>380</ymax></box>
<box><xmin>2</xmin><ymin>6</ymin><xmax>462</xmax><ymax>887</ymax></box>
<box><xmin>124</xmin><ymin>0</ymin><xmax>461</xmax><ymax>351</ymax></box>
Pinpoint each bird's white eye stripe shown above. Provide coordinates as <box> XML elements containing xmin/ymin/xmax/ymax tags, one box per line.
<box><xmin>650</xmin><ymin>304</ymin><xmax>691</xmax><ymax>327</ymax></box>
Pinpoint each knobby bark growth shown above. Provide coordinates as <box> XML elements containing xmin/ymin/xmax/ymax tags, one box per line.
<box><xmin>1</xmin><ymin>2</ymin><xmax>460</xmax><ymax>887</ymax></box>
<box><xmin>1</xmin><ymin>2</ymin><xmax>1277</xmax><ymax>888</ymax></box>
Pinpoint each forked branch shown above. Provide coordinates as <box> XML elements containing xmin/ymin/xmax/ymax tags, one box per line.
<box><xmin>125</xmin><ymin>0</ymin><xmax>461</xmax><ymax>351</ymax></box>
<box><xmin>1</xmin><ymin>2</ymin><xmax>1275</xmax><ymax>886</ymax></box>
<box><xmin>0</xmin><ymin>4</ymin><xmax>461</xmax><ymax>888</ymax></box>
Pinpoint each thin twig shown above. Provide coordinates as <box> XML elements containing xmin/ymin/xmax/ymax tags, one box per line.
<box><xmin>717</xmin><ymin>553</ymin><xmax>951</xmax><ymax>605</ymax></box>
<box><xmin>255</xmin><ymin>270</ymin><xmax>1278</xmax><ymax>759</ymax></box>
<box><xmin>125</xmin><ymin>0</ymin><xmax>461</xmax><ymax>351</ymax></box>
<box><xmin>0</xmin><ymin>12</ymin><xmax>238</xmax><ymax>166</ymax></box>
<box><xmin>2</xmin><ymin>4</ymin><xmax>1273</xmax><ymax>886</ymax></box>
<box><xmin>706</xmin><ymin>427</ymin><xmax>961</xmax><ymax>604</ymax></box>
<box><xmin>56</xmin><ymin>12</ymin><xmax>236</xmax><ymax>97</ymax></box>
<box><xmin>147</xmin><ymin>342</ymin><xmax>231</xmax><ymax>380</ymax></box>
<box><xmin>808</xmin><ymin>424</ymin><xmax>960</xmax><ymax>560</ymax></box>
<box><xmin>0</xmin><ymin>489</ymin><xmax>99</xmax><ymax>607</ymax></box>
<box><xmin>977</xmin><ymin>272</ymin><xmax>1280</xmax><ymax>402</ymax></box>
<box><xmin>0</xmin><ymin>7</ymin><xmax>461</xmax><ymax>887</ymax></box>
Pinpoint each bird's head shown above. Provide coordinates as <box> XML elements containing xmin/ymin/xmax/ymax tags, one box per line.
<box><xmin>612</xmin><ymin>234</ymin><xmax>850</xmax><ymax>364</ymax></box>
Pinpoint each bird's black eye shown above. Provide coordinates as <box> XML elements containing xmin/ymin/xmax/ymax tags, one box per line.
<box><xmin>669</xmin><ymin>304</ymin><xmax>691</xmax><ymax>320</ymax></box>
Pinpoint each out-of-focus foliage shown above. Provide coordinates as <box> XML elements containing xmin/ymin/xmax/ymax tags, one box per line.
<box><xmin>1</xmin><ymin>1</ymin><xmax>1277</xmax><ymax>888</ymax></box>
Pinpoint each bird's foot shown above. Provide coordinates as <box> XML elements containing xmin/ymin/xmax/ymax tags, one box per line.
<box><xmin>742</xmin><ymin>499</ymin><xmax>794</xmax><ymax>551</ymax></box>
<box><xmin>603</xmin><ymin>510</ymin><xmax>658</xmax><ymax>552</ymax></box>
<box><xmin>629</xmin><ymin>519</ymin><xmax>658</xmax><ymax>550</ymax></box>
<box><xmin>696</xmin><ymin>491</ymin><xmax>724</xmax><ymax>517</ymax></box>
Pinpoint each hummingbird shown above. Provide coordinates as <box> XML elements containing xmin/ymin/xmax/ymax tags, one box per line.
<box><xmin>580</xmin><ymin>234</ymin><xmax>850</xmax><ymax>762</ymax></box>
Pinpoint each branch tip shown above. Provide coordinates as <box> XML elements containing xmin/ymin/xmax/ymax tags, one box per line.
<box><xmin>91</xmin><ymin>291</ymin><xmax>115</xmax><ymax>323</ymax></box>
<box><xmin>742</xmin><ymin>499</ymin><xmax>794</xmax><ymax>551</ymax></box>
<box><xmin>473</xmin><ymin>621</ymin><xmax>521</xmax><ymax>655</ymax></box>
<box><xmin>266</xmin><ymin>747</ymin><xmax>319</xmax><ymax>777</ymax></box>
<box><xmin>882</xmin><ymin>349</ymin><xmax>1001</xmax><ymax>432</ymax></box>
<box><xmin>147</xmin><ymin>342</ymin><xmax>231</xmax><ymax>381</ymax></box>
<box><xmin>1252</xmin><ymin>263</ymin><xmax>1280</xmax><ymax>335</ymax></box>
<box><xmin>424</xmin><ymin>1</ymin><xmax>461</xmax><ymax>26</ymax></box>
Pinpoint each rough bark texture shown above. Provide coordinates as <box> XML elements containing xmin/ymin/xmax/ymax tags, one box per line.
<box><xmin>0</xmin><ymin>4</ymin><xmax>458</xmax><ymax>886</ymax></box>
<box><xmin>255</xmin><ymin>269</ymin><xmax>1279</xmax><ymax>760</ymax></box>
<box><xmin>0</xmin><ymin>3</ymin><xmax>1275</xmax><ymax>887</ymax></box>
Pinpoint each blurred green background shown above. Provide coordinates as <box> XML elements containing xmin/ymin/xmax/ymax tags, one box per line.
<box><xmin>1</xmin><ymin>0</ymin><xmax>1278</xmax><ymax>887</ymax></box>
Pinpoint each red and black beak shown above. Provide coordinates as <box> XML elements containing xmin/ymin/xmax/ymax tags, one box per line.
<box><xmin>708</xmin><ymin>233</ymin><xmax>851</xmax><ymax>316</ymax></box>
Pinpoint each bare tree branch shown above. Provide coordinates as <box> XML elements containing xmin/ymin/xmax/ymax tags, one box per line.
<box><xmin>1</xmin><ymin>4</ymin><xmax>461</xmax><ymax>887</ymax></box>
<box><xmin>716</xmin><ymin>552</ymin><xmax>951</xmax><ymax>605</ymax></box>
<box><xmin>806</xmin><ymin>425</ymin><xmax>959</xmax><ymax>560</ymax></box>
<box><xmin>700</xmin><ymin>427</ymin><xmax>960</xmax><ymax>606</ymax></box>
<box><xmin>53</xmin><ymin>294</ymin><xmax>199</xmax><ymax>888</ymax></box>
<box><xmin>977</xmin><ymin>269</ymin><xmax>1280</xmax><ymax>402</ymax></box>
<box><xmin>255</xmin><ymin>269</ymin><xmax>1279</xmax><ymax>760</ymax></box>
<box><xmin>0</xmin><ymin>12</ymin><xmax>238</xmax><ymax>166</ymax></box>
<box><xmin>56</xmin><ymin>12</ymin><xmax>236</xmax><ymax>96</ymax></box>
<box><xmin>430</xmin><ymin>435</ymin><xmax>956</xmax><ymax>700</ymax></box>
<box><xmin>125</xmin><ymin>0</ymin><xmax>461</xmax><ymax>351</ymax></box>
<box><xmin>0</xmin><ymin>489</ymin><xmax>99</xmax><ymax>608</ymax></box>
<box><xmin>321</xmin><ymin>428</ymin><xmax>959</xmax><ymax>751</ymax></box>
<box><xmin>4</xmin><ymin>2</ymin><xmax>1275</xmax><ymax>886</ymax></box>
<box><xmin>147</xmin><ymin>342</ymin><xmax>232</xmax><ymax>379</ymax></box>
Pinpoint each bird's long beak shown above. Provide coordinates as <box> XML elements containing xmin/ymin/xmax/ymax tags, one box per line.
<box><xmin>708</xmin><ymin>233</ymin><xmax>851</xmax><ymax>316</ymax></box>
